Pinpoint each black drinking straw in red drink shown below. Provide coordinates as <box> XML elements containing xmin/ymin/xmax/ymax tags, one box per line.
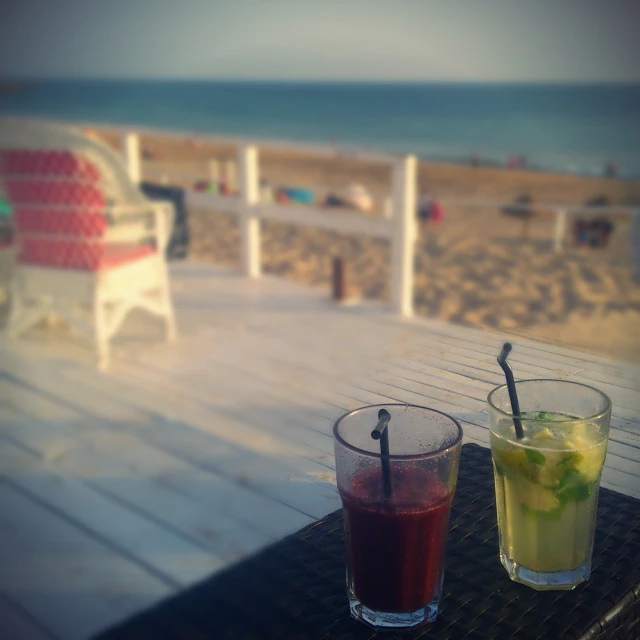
<box><xmin>371</xmin><ymin>408</ymin><xmax>392</xmax><ymax>498</ymax></box>
<box><xmin>497</xmin><ymin>343</ymin><xmax>524</xmax><ymax>439</ymax></box>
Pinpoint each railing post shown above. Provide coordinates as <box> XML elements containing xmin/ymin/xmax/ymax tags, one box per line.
<box><xmin>239</xmin><ymin>145</ymin><xmax>261</xmax><ymax>277</ymax></box>
<box><xmin>209</xmin><ymin>159</ymin><xmax>220</xmax><ymax>183</ymax></box>
<box><xmin>225</xmin><ymin>159</ymin><xmax>237</xmax><ymax>190</ymax></box>
<box><xmin>391</xmin><ymin>155</ymin><xmax>417</xmax><ymax>317</ymax></box>
<box><xmin>553</xmin><ymin>208</ymin><xmax>567</xmax><ymax>252</ymax></box>
<box><xmin>122</xmin><ymin>132</ymin><xmax>141</xmax><ymax>184</ymax></box>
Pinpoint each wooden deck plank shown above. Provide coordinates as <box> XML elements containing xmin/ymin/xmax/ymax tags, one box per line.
<box><xmin>0</xmin><ymin>395</ymin><xmax>304</xmax><ymax>543</ymax></box>
<box><xmin>397</xmin><ymin>314</ymin><xmax>640</xmax><ymax>379</ymax></box>
<box><xmin>291</xmin><ymin>310</ymin><xmax>640</xmax><ymax>398</ymax></box>
<box><xmin>11</xmin><ymin>471</ymin><xmax>223</xmax><ymax>589</ymax></box>
<box><xmin>0</xmin><ymin>412</ymin><xmax>273</xmax><ymax>567</ymax></box>
<box><xmin>364</xmin><ymin>327</ymin><xmax>640</xmax><ymax>414</ymax></box>
<box><xmin>0</xmin><ymin>481</ymin><xmax>172</xmax><ymax>640</ymax></box>
<box><xmin>57</xmin><ymin>366</ymin><xmax>339</xmax><ymax>522</ymax></box>
<box><xmin>122</xmin><ymin>331</ymin><xmax>347</xmax><ymax>422</ymax></box>
<box><xmin>0</xmin><ymin>435</ymin><xmax>42</xmax><ymax>475</ymax></box>
<box><xmin>58</xmin><ymin>451</ymin><xmax>273</xmax><ymax>564</ymax></box>
<box><xmin>252</xmin><ymin>307</ymin><xmax>582</xmax><ymax>377</ymax></box>
<box><xmin>92</xmin><ymin>353</ymin><xmax>337</xmax><ymax>464</ymax></box>
<box><xmin>0</xmin><ymin>595</ymin><xmax>56</xmax><ymax>640</ymax></box>
<box><xmin>0</xmin><ymin>348</ymin><xmax>336</xmax><ymax>525</ymax></box>
<box><xmin>166</xmin><ymin>261</ymin><xmax>640</xmax><ymax>379</ymax></box>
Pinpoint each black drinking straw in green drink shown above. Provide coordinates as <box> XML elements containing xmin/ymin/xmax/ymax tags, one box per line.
<box><xmin>371</xmin><ymin>408</ymin><xmax>392</xmax><ymax>498</ymax></box>
<box><xmin>497</xmin><ymin>343</ymin><xmax>524</xmax><ymax>439</ymax></box>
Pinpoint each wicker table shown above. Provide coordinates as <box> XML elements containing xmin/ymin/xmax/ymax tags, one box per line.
<box><xmin>94</xmin><ymin>444</ymin><xmax>640</xmax><ymax>640</ymax></box>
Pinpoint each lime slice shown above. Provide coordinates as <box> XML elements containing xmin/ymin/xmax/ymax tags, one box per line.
<box><xmin>515</xmin><ymin>477</ymin><xmax>560</xmax><ymax>512</ymax></box>
<box><xmin>493</xmin><ymin>448</ymin><xmax>529</xmax><ymax>477</ymax></box>
<box><xmin>574</xmin><ymin>446</ymin><xmax>606</xmax><ymax>483</ymax></box>
<box><xmin>531</xmin><ymin>427</ymin><xmax>553</xmax><ymax>441</ymax></box>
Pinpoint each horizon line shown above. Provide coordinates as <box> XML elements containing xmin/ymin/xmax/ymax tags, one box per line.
<box><xmin>2</xmin><ymin>76</ymin><xmax>640</xmax><ymax>86</ymax></box>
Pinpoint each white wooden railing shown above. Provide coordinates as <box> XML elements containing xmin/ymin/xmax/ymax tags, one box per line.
<box><xmin>122</xmin><ymin>132</ymin><xmax>417</xmax><ymax>317</ymax></box>
<box><xmin>120</xmin><ymin>131</ymin><xmax>638</xmax><ymax>317</ymax></box>
<box><xmin>434</xmin><ymin>197</ymin><xmax>638</xmax><ymax>252</ymax></box>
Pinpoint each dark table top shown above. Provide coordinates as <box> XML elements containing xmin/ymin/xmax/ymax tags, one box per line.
<box><xmin>94</xmin><ymin>444</ymin><xmax>640</xmax><ymax>640</ymax></box>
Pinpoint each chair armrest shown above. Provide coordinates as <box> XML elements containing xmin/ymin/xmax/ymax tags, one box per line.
<box><xmin>106</xmin><ymin>201</ymin><xmax>175</xmax><ymax>253</ymax></box>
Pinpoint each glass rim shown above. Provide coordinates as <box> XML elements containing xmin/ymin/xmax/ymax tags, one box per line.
<box><xmin>487</xmin><ymin>378</ymin><xmax>612</xmax><ymax>423</ymax></box>
<box><xmin>333</xmin><ymin>403</ymin><xmax>463</xmax><ymax>461</ymax></box>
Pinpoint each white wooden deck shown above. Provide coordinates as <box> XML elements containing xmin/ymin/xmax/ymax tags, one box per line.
<box><xmin>0</xmin><ymin>261</ymin><xmax>639</xmax><ymax>640</ymax></box>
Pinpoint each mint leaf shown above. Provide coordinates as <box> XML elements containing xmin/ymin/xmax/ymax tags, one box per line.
<box><xmin>525</xmin><ymin>449</ymin><xmax>546</xmax><ymax>465</ymax></box>
<box><xmin>558</xmin><ymin>468</ymin><xmax>581</xmax><ymax>491</ymax></box>
<box><xmin>556</xmin><ymin>455</ymin><xmax>574</xmax><ymax>467</ymax></box>
<box><xmin>560</xmin><ymin>482</ymin><xmax>593</xmax><ymax>503</ymax></box>
<box><xmin>575</xmin><ymin>483</ymin><xmax>594</xmax><ymax>502</ymax></box>
<box><xmin>557</xmin><ymin>469</ymin><xmax>593</xmax><ymax>503</ymax></box>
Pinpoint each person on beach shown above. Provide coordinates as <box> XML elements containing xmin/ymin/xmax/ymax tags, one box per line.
<box><xmin>418</xmin><ymin>194</ymin><xmax>432</xmax><ymax>222</ymax></box>
<box><xmin>418</xmin><ymin>195</ymin><xmax>444</xmax><ymax>225</ymax></box>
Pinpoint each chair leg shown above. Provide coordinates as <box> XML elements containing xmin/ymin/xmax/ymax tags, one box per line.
<box><xmin>94</xmin><ymin>296</ymin><xmax>109</xmax><ymax>370</ymax></box>
<box><xmin>157</xmin><ymin>266</ymin><xmax>176</xmax><ymax>342</ymax></box>
<box><xmin>5</xmin><ymin>296</ymin><xmax>24</xmax><ymax>338</ymax></box>
<box><xmin>163</xmin><ymin>285</ymin><xmax>177</xmax><ymax>342</ymax></box>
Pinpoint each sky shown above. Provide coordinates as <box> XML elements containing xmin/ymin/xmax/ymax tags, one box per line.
<box><xmin>1</xmin><ymin>0</ymin><xmax>639</xmax><ymax>82</ymax></box>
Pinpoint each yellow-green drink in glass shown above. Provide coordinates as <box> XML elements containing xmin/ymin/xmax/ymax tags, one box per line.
<box><xmin>488</xmin><ymin>380</ymin><xmax>611</xmax><ymax>590</ymax></box>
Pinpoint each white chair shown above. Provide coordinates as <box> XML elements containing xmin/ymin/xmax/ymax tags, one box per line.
<box><xmin>0</xmin><ymin>119</ymin><xmax>176</xmax><ymax>368</ymax></box>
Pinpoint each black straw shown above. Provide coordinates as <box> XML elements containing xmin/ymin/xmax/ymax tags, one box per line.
<box><xmin>371</xmin><ymin>408</ymin><xmax>392</xmax><ymax>498</ymax></box>
<box><xmin>497</xmin><ymin>343</ymin><xmax>524</xmax><ymax>439</ymax></box>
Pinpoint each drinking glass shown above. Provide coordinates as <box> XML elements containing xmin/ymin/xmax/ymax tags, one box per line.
<box><xmin>488</xmin><ymin>379</ymin><xmax>611</xmax><ymax>590</ymax></box>
<box><xmin>334</xmin><ymin>403</ymin><xmax>462</xmax><ymax>630</ymax></box>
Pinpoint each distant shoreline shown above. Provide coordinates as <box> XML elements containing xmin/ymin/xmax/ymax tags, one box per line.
<box><xmin>3</xmin><ymin>114</ymin><xmax>638</xmax><ymax>181</ymax></box>
<box><xmin>3</xmin><ymin>77</ymin><xmax>640</xmax><ymax>86</ymax></box>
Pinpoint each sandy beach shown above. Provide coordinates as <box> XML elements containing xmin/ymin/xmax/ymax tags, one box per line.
<box><xmin>92</xmin><ymin>126</ymin><xmax>640</xmax><ymax>363</ymax></box>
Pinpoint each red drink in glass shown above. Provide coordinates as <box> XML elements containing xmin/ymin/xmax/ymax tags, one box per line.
<box><xmin>334</xmin><ymin>404</ymin><xmax>462</xmax><ymax>631</ymax></box>
<box><xmin>342</xmin><ymin>467</ymin><xmax>453</xmax><ymax>612</ymax></box>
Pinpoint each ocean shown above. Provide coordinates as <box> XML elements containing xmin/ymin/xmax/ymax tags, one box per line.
<box><xmin>1</xmin><ymin>81</ymin><xmax>639</xmax><ymax>176</ymax></box>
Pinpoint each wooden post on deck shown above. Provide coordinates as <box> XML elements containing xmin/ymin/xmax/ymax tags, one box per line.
<box><xmin>553</xmin><ymin>208</ymin><xmax>567</xmax><ymax>252</ymax></box>
<box><xmin>332</xmin><ymin>257</ymin><xmax>347</xmax><ymax>302</ymax></box>
<box><xmin>391</xmin><ymin>155</ymin><xmax>417</xmax><ymax>317</ymax></box>
<box><xmin>122</xmin><ymin>132</ymin><xmax>141</xmax><ymax>184</ymax></box>
<box><xmin>239</xmin><ymin>145</ymin><xmax>261</xmax><ymax>278</ymax></box>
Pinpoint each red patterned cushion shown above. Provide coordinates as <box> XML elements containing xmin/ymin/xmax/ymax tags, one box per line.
<box><xmin>4</xmin><ymin>178</ymin><xmax>105</xmax><ymax>208</ymax></box>
<box><xmin>14</xmin><ymin>206</ymin><xmax>106</xmax><ymax>237</ymax></box>
<box><xmin>19</xmin><ymin>240</ymin><xmax>155</xmax><ymax>271</ymax></box>
<box><xmin>0</xmin><ymin>148</ymin><xmax>131</xmax><ymax>270</ymax></box>
<box><xmin>0</xmin><ymin>150</ymin><xmax>101</xmax><ymax>181</ymax></box>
